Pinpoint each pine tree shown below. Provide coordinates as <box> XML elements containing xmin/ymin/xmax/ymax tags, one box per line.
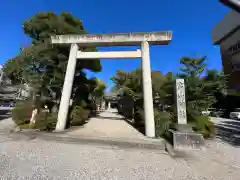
<box><xmin>178</xmin><ymin>56</ymin><xmax>227</xmax><ymax>120</ymax></box>
<box><xmin>3</xmin><ymin>12</ymin><xmax>102</xmax><ymax>106</ymax></box>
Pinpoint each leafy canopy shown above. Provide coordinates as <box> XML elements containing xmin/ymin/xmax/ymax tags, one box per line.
<box><xmin>3</xmin><ymin>12</ymin><xmax>102</xmax><ymax>104</ymax></box>
<box><xmin>178</xmin><ymin>56</ymin><xmax>227</xmax><ymax>119</ymax></box>
<box><xmin>111</xmin><ymin>56</ymin><xmax>227</xmax><ymax>119</ymax></box>
<box><xmin>93</xmin><ymin>79</ymin><xmax>107</xmax><ymax>98</ymax></box>
<box><xmin>111</xmin><ymin>68</ymin><xmax>172</xmax><ymax>101</ymax></box>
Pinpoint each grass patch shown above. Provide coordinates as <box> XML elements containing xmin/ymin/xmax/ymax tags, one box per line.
<box><xmin>19</xmin><ymin>123</ymin><xmax>31</xmax><ymax>129</ymax></box>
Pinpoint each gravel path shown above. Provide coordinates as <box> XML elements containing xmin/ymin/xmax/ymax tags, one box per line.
<box><xmin>0</xmin><ymin>117</ymin><xmax>15</xmax><ymax>132</ymax></box>
<box><xmin>0</xmin><ymin>108</ymin><xmax>15</xmax><ymax>132</ymax></box>
<box><xmin>67</xmin><ymin>109</ymin><xmax>146</xmax><ymax>140</ymax></box>
<box><xmin>0</xmin><ymin>134</ymin><xmax>240</xmax><ymax>180</ymax></box>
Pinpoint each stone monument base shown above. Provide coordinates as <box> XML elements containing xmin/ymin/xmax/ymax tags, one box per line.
<box><xmin>168</xmin><ymin>124</ymin><xmax>205</xmax><ymax>150</ymax></box>
<box><xmin>172</xmin><ymin>124</ymin><xmax>194</xmax><ymax>133</ymax></box>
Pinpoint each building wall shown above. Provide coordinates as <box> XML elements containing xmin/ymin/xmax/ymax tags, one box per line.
<box><xmin>212</xmin><ymin>10</ymin><xmax>240</xmax><ymax>44</ymax></box>
<box><xmin>220</xmin><ymin>29</ymin><xmax>240</xmax><ymax>91</ymax></box>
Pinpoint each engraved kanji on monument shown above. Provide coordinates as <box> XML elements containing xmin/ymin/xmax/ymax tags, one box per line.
<box><xmin>171</xmin><ymin>78</ymin><xmax>204</xmax><ymax>150</ymax></box>
<box><xmin>175</xmin><ymin>79</ymin><xmax>187</xmax><ymax>124</ymax></box>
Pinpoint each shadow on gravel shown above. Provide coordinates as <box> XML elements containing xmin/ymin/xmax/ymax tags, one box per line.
<box><xmin>111</xmin><ymin>112</ymin><xmax>120</xmax><ymax>115</ymax></box>
<box><xmin>95</xmin><ymin>115</ymin><xmax>126</xmax><ymax>121</ymax></box>
<box><xmin>123</xmin><ymin>118</ymin><xmax>145</xmax><ymax>135</ymax></box>
<box><xmin>215</xmin><ymin>120</ymin><xmax>240</xmax><ymax>147</ymax></box>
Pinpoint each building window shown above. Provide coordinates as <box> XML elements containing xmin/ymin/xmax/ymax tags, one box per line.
<box><xmin>232</xmin><ymin>64</ymin><xmax>240</xmax><ymax>72</ymax></box>
<box><xmin>235</xmin><ymin>85</ymin><xmax>240</xmax><ymax>92</ymax></box>
<box><xmin>228</xmin><ymin>41</ymin><xmax>240</xmax><ymax>55</ymax></box>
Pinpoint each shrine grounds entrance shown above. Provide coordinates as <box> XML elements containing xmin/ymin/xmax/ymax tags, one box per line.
<box><xmin>51</xmin><ymin>31</ymin><xmax>172</xmax><ymax>138</ymax></box>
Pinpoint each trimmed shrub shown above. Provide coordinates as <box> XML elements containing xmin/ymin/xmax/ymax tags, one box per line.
<box><xmin>193</xmin><ymin>116</ymin><xmax>215</xmax><ymax>139</ymax></box>
<box><xmin>34</xmin><ymin>112</ymin><xmax>58</xmax><ymax>132</ymax></box>
<box><xmin>133</xmin><ymin>108</ymin><xmax>145</xmax><ymax>134</ymax></box>
<box><xmin>87</xmin><ymin>100</ymin><xmax>98</xmax><ymax>117</ymax></box>
<box><xmin>118</xmin><ymin>96</ymin><xmax>134</xmax><ymax>119</ymax></box>
<box><xmin>154</xmin><ymin>110</ymin><xmax>172</xmax><ymax>137</ymax></box>
<box><xmin>35</xmin><ymin>110</ymin><xmax>49</xmax><ymax>122</ymax></box>
<box><xmin>133</xmin><ymin>108</ymin><xmax>172</xmax><ymax>138</ymax></box>
<box><xmin>12</xmin><ymin>100</ymin><xmax>33</xmax><ymax>125</ymax></box>
<box><xmin>77</xmin><ymin>100</ymin><xmax>88</xmax><ymax>108</ymax></box>
<box><xmin>70</xmin><ymin>106</ymin><xmax>90</xmax><ymax>126</ymax></box>
<box><xmin>134</xmin><ymin>109</ymin><xmax>145</xmax><ymax>127</ymax></box>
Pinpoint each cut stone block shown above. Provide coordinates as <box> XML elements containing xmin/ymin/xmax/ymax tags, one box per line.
<box><xmin>170</xmin><ymin>130</ymin><xmax>205</xmax><ymax>150</ymax></box>
<box><xmin>173</xmin><ymin>124</ymin><xmax>193</xmax><ymax>133</ymax></box>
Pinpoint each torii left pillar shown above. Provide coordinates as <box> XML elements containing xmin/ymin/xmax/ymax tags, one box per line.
<box><xmin>55</xmin><ymin>43</ymin><xmax>78</xmax><ymax>131</ymax></box>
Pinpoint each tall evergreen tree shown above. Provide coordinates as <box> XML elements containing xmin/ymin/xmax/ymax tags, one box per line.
<box><xmin>3</xmin><ymin>12</ymin><xmax>102</xmax><ymax>107</ymax></box>
<box><xmin>177</xmin><ymin>56</ymin><xmax>227</xmax><ymax>120</ymax></box>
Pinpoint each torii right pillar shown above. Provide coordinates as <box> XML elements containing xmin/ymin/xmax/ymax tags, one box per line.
<box><xmin>141</xmin><ymin>41</ymin><xmax>155</xmax><ymax>138</ymax></box>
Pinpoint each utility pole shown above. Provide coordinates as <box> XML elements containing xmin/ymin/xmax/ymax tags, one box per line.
<box><xmin>220</xmin><ymin>0</ymin><xmax>240</xmax><ymax>12</ymax></box>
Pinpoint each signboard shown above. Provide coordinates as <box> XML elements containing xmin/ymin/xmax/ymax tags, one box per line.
<box><xmin>220</xmin><ymin>0</ymin><xmax>240</xmax><ymax>12</ymax></box>
<box><xmin>232</xmin><ymin>63</ymin><xmax>240</xmax><ymax>72</ymax></box>
<box><xmin>175</xmin><ymin>79</ymin><xmax>187</xmax><ymax>124</ymax></box>
<box><xmin>51</xmin><ymin>31</ymin><xmax>172</xmax><ymax>46</ymax></box>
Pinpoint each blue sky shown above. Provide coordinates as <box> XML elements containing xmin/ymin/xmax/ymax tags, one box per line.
<box><xmin>1</xmin><ymin>0</ymin><xmax>229</xmax><ymax>91</ymax></box>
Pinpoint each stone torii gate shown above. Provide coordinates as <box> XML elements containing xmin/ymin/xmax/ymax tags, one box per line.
<box><xmin>51</xmin><ymin>31</ymin><xmax>172</xmax><ymax>138</ymax></box>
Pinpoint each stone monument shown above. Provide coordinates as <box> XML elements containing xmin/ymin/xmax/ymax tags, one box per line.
<box><xmin>174</xmin><ymin>79</ymin><xmax>191</xmax><ymax>132</ymax></box>
<box><xmin>170</xmin><ymin>79</ymin><xmax>204</xmax><ymax>150</ymax></box>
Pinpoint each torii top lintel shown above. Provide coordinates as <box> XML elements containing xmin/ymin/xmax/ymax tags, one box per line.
<box><xmin>51</xmin><ymin>31</ymin><xmax>172</xmax><ymax>47</ymax></box>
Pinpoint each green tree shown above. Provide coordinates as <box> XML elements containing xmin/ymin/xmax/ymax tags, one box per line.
<box><xmin>110</xmin><ymin>69</ymin><xmax>141</xmax><ymax>97</ymax></box>
<box><xmin>111</xmin><ymin>70</ymin><xmax>129</xmax><ymax>90</ymax></box>
<box><xmin>111</xmin><ymin>68</ymin><xmax>173</xmax><ymax>106</ymax></box>
<box><xmin>177</xmin><ymin>56</ymin><xmax>208</xmax><ymax>119</ymax></box>
<box><xmin>3</xmin><ymin>12</ymin><xmax>102</xmax><ymax>108</ymax></box>
<box><xmin>177</xmin><ymin>56</ymin><xmax>227</xmax><ymax>120</ymax></box>
<box><xmin>156</xmin><ymin>72</ymin><xmax>175</xmax><ymax>110</ymax></box>
<box><xmin>91</xmin><ymin>78</ymin><xmax>107</xmax><ymax>111</ymax></box>
<box><xmin>204</xmin><ymin>69</ymin><xmax>227</xmax><ymax>95</ymax></box>
<box><xmin>93</xmin><ymin>79</ymin><xmax>107</xmax><ymax>98</ymax></box>
<box><xmin>203</xmin><ymin>69</ymin><xmax>228</xmax><ymax>110</ymax></box>
<box><xmin>151</xmin><ymin>71</ymin><xmax>174</xmax><ymax>106</ymax></box>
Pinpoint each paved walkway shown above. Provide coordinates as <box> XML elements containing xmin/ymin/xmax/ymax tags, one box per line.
<box><xmin>66</xmin><ymin>109</ymin><xmax>147</xmax><ymax>140</ymax></box>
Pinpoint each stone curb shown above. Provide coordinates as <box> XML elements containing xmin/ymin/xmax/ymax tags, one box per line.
<box><xmin>0</xmin><ymin>130</ymin><xmax>166</xmax><ymax>151</ymax></box>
